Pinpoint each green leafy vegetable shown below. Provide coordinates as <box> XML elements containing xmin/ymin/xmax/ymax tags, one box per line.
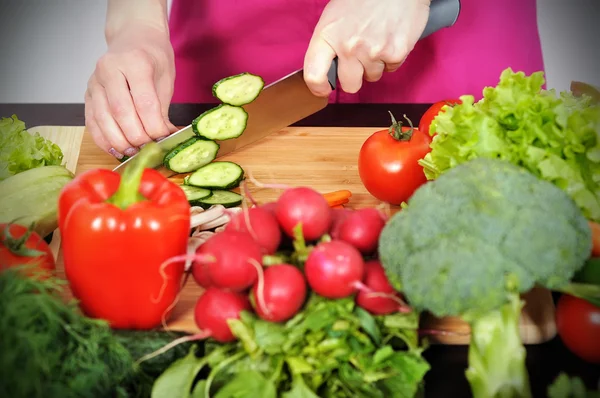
<box><xmin>547</xmin><ymin>373</ymin><xmax>600</xmax><ymax>398</ymax></box>
<box><xmin>378</xmin><ymin>158</ymin><xmax>592</xmax><ymax>398</ymax></box>
<box><xmin>151</xmin><ymin>294</ymin><xmax>429</xmax><ymax>398</ymax></box>
<box><xmin>418</xmin><ymin>68</ymin><xmax>600</xmax><ymax>222</ymax></box>
<box><xmin>0</xmin><ymin>266</ymin><xmax>193</xmax><ymax>398</ymax></box>
<box><xmin>0</xmin><ymin>114</ymin><xmax>64</xmax><ymax>181</ymax></box>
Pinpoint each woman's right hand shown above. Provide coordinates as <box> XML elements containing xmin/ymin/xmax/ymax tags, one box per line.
<box><xmin>85</xmin><ymin>22</ymin><xmax>177</xmax><ymax>159</ymax></box>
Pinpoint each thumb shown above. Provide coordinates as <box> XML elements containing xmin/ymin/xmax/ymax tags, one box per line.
<box><xmin>303</xmin><ymin>35</ymin><xmax>336</xmax><ymax>97</ymax></box>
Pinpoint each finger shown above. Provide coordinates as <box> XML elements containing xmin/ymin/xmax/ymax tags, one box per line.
<box><xmin>88</xmin><ymin>80</ymin><xmax>136</xmax><ymax>156</ymax></box>
<box><xmin>126</xmin><ymin>65</ymin><xmax>171</xmax><ymax>140</ymax></box>
<box><xmin>337</xmin><ymin>56</ymin><xmax>365</xmax><ymax>94</ymax></box>
<box><xmin>384</xmin><ymin>60</ymin><xmax>405</xmax><ymax>73</ymax></box>
<box><xmin>156</xmin><ymin>74</ymin><xmax>178</xmax><ymax>134</ymax></box>
<box><xmin>361</xmin><ymin>58</ymin><xmax>385</xmax><ymax>83</ymax></box>
<box><xmin>85</xmin><ymin>90</ymin><xmax>118</xmax><ymax>157</ymax></box>
<box><xmin>98</xmin><ymin>67</ymin><xmax>153</xmax><ymax>148</ymax></box>
<box><xmin>303</xmin><ymin>36</ymin><xmax>336</xmax><ymax>97</ymax></box>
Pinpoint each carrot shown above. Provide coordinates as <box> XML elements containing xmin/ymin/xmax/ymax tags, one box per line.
<box><xmin>332</xmin><ymin>205</ymin><xmax>345</xmax><ymax>209</ymax></box>
<box><xmin>323</xmin><ymin>190</ymin><xmax>352</xmax><ymax>207</ymax></box>
<box><xmin>590</xmin><ymin>221</ymin><xmax>600</xmax><ymax>257</ymax></box>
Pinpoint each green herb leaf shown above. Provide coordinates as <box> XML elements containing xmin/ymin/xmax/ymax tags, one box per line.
<box><xmin>151</xmin><ymin>346</ymin><xmax>206</xmax><ymax>398</ymax></box>
<box><xmin>213</xmin><ymin>370</ymin><xmax>277</xmax><ymax>398</ymax></box>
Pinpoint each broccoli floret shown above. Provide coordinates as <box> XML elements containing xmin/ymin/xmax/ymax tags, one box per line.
<box><xmin>378</xmin><ymin>157</ymin><xmax>592</xmax><ymax>398</ymax></box>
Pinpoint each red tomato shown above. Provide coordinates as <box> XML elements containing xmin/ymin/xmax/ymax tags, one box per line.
<box><xmin>419</xmin><ymin>99</ymin><xmax>462</xmax><ymax>137</ymax></box>
<box><xmin>555</xmin><ymin>294</ymin><xmax>600</xmax><ymax>364</ymax></box>
<box><xmin>358</xmin><ymin>114</ymin><xmax>432</xmax><ymax>205</ymax></box>
<box><xmin>0</xmin><ymin>223</ymin><xmax>55</xmax><ymax>279</ymax></box>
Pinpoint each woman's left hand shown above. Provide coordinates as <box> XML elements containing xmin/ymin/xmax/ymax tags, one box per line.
<box><xmin>304</xmin><ymin>0</ymin><xmax>431</xmax><ymax>97</ymax></box>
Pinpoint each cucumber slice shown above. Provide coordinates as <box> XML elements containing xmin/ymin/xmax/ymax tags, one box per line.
<box><xmin>212</xmin><ymin>72</ymin><xmax>265</xmax><ymax>106</ymax></box>
<box><xmin>178</xmin><ymin>184</ymin><xmax>212</xmax><ymax>206</ymax></box>
<box><xmin>196</xmin><ymin>190</ymin><xmax>243</xmax><ymax>209</ymax></box>
<box><xmin>184</xmin><ymin>161</ymin><xmax>244</xmax><ymax>190</ymax></box>
<box><xmin>163</xmin><ymin>137</ymin><xmax>220</xmax><ymax>173</ymax></box>
<box><xmin>192</xmin><ymin>104</ymin><xmax>248</xmax><ymax>141</ymax></box>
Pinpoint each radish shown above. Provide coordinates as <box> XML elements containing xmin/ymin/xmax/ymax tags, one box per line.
<box><xmin>193</xmin><ymin>287</ymin><xmax>252</xmax><ymax>342</ymax></box>
<box><xmin>136</xmin><ymin>288</ymin><xmax>251</xmax><ymax>364</ymax></box>
<box><xmin>304</xmin><ymin>240</ymin><xmax>367</xmax><ymax>299</ymax></box>
<box><xmin>356</xmin><ymin>260</ymin><xmax>409</xmax><ymax>314</ymax></box>
<box><xmin>336</xmin><ymin>208</ymin><xmax>386</xmax><ymax>255</ymax></box>
<box><xmin>251</xmin><ymin>264</ymin><xmax>307</xmax><ymax>323</ymax></box>
<box><xmin>260</xmin><ymin>201</ymin><xmax>278</xmax><ymax>216</ymax></box>
<box><xmin>330</xmin><ymin>207</ymin><xmax>352</xmax><ymax>239</ymax></box>
<box><xmin>195</xmin><ymin>230</ymin><xmax>263</xmax><ymax>291</ymax></box>
<box><xmin>275</xmin><ymin>187</ymin><xmax>333</xmax><ymax>241</ymax></box>
<box><xmin>225</xmin><ymin>207</ymin><xmax>281</xmax><ymax>255</ymax></box>
<box><xmin>192</xmin><ymin>261</ymin><xmax>213</xmax><ymax>288</ymax></box>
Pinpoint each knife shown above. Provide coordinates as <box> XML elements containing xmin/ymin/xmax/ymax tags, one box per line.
<box><xmin>113</xmin><ymin>0</ymin><xmax>460</xmax><ymax>174</ymax></box>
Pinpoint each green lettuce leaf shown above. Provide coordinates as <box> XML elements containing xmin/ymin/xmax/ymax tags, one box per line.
<box><xmin>0</xmin><ymin>114</ymin><xmax>64</xmax><ymax>181</ymax></box>
<box><xmin>418</xmin><ymin>68</ymin><xmax>600</xmax><ymax>222</ymax></box>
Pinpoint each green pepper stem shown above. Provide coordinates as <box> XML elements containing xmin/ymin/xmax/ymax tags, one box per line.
<box><xmin>108</xmin><ymin>143</ymin><xmax>165</xmax><ymax>210</ymax></box>
<box><xmin>387</xmin><ymin>111</ymin><xmax>415</xmax><ymax>141</ymax></box>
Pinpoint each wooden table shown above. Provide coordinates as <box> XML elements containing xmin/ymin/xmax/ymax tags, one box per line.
<box><xmin>1</xmin><ymin>102</ymin><xmax>598</xmax><ymax>397</ymax></box>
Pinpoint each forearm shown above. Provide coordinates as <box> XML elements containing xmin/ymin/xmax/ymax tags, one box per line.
<box><xmin>105</xmin><ymin>0</ymin><xmax>170</xmax><ymax>43</ymax></box>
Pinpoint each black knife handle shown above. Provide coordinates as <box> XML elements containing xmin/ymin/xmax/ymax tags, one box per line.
<box><xmin>327</xmin><ymin>0</ymin><xmax>461</xmax><ymax>90</ymax></box>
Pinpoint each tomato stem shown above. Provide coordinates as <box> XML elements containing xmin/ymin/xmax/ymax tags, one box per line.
<box><xmin>107</xmin><ymin>143</ymin><xmax>164</xmax><ymax>210</ymax></box>
<box><xmin>1</xmin><ymin>222</ymin><xmax>45</xmax><ymax>257</ymax></box>
<box><xmin>387</xmin><ymin>111</ymin><xmax>415</xmax><ymax>141</ymax></box>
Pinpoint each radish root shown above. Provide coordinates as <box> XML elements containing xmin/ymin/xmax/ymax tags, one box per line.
<box><xmin>135</xmin><ymin>330</ymin><xmax>212</xmax><ymax>365</ymax></box>
<box><xmin>152</xmin><ymin>253</ymin><xmax>215</xmax><ymax>304</ymax></box>
<box><xmin>247</xmin><ymin>258</ymin><xmax>270</xmax><ymax>317</ymax></box>
<box><xmin>160</xmin><ymin>271</ymin><xmax>192</xmax><ymax>331</ymax></box>
<box><xmin>364</xmin><ymin>292</ymin><xmax>412</xmax><ymax>313</ymax></box>
<box><xmin>246</xmin><ymin>169</ymin><xmax>289</xmax><ymax>190</ymax></box>
<box><xmin>240</xmin><ymin>179</ymin><xmax>258</xmax><ymax>207</ymax></box>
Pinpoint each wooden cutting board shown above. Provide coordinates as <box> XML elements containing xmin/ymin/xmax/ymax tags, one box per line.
<box><xmin>33</xmin><ymin>125</ymin><xmax>557</xmax><ymax>345</ymax></box>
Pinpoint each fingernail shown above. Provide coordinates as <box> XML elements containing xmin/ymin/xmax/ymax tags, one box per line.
<box><xmin>108</xmin><ymin>148</ymin><xmax>124</xmax><ymax>160</ymax></box>
<box><xmin>123</xmin><ymin>147</ymin><xmax>139</xmax><ymax>157</ymax></box>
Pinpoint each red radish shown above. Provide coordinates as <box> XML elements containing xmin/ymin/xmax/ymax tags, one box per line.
<box><xmin>251</xmin><ymin>264</ymin><xmax>307</xmax><ymax>323</ymax></box>
<box><xmin>192</xmin><ymin>262</ymin><xmax>213</xmax><ymax>288</ymax></box>
<box><xmin>330</xmin><ymin>208</ymin><xmax>353</xmax><ymax>239</ymax></box>
<box><xmin>136</xmin><ymin>288</ymin><xmax>251</xmax><ymax>363</ymax></box>
<box><xmin>261</xmin><ymin>201</ymin><xmax>278</xmax><ymax>216</ymax></box>
<box><xmin>225</xmin><ymin>207</ymin><xmax>282</xmax><ymax>254</ymax></box>
<box><xmin>304</xmin><ymin>240</ymin><xmax>367</xmax><ymax>299</ymax></box>
<box><xmin>356</xmin><ymin>260</ymin><xmax>408</xmax><ymax>314</ymax></box>
<box><xmin>194</xmin><ymin>287</ymin><xmax>251</xmax><ymax>342</ymax></box>
<box><xmin>337</xmin><ymin>208</ymin><xmax>386</xmax><ymax>255</ymax></box>
<box><xmin>275</xmin><ymin>187</ymin><xmax>333</xmax><ymax>241</ymax></box>
<box><xmin>195</xmin><ymin>230</ymin><xmax>263</xmax><ymax>291</ymax></box>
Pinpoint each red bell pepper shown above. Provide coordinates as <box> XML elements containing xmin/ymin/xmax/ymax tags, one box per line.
<box><xmin>58</xmin><ymin>144</ymin><xmax>191</xmax><ymax>329</ymax></box>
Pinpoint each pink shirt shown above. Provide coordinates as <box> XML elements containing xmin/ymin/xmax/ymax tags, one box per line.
<box><xmin>168</xmin><ymin>0</ymin><xmax>544</xmax><ymax>104</ymax></box>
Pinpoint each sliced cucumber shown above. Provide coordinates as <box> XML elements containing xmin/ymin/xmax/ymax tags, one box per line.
<box><xmin>178</xmin><ymin>184</ymin><xmax>212</xmax><ymax>206</ymax></box>
<box><xmin>192</xmin><ymin>104</ymin><xmax>248</xmax><ymax>141</ymax></box>
<box><xmin>163</xmin><ymin>137</ymin><xmax>220</xmax><ymax>173</ymax></box>
<box><xmin>184</xmin><ymin>161</ymin><xmax>244</xmax><ymax>190</ymax></box>
<box><xmin>196</xmin><ymin>190</ymin><xmax>243</xmax><ymax>209</ymax></box>
<box><xmin>212</xmin><ymin>72</ymin><xmax>264</xmax><ymax>106</ymax></box>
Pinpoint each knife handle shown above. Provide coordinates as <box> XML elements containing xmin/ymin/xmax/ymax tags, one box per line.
<box><xmin>327</xmin><ymin>0</ymin><xmax>461</xmax><ymax>90</ymax></box>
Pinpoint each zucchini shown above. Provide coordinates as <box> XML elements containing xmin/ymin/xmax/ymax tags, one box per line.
<box><xmin>195</xmin><ymin>190</ymin><xmax>243</xmax><ymax>209</ymax></box>
<box><xmin>0</xmin><ymin>165</ymin><xmax>74</xmax><ymax>238</ymax></box>
<box><xmin>163</xmin><ymin>137</ymin><xmax>220</xmax><ymax>173</ymax></box>
<box><xmin>212</xmin><ymin>72</ymin><xmax>265</xmax><ymax>106</ymax></box>
<box><xmin>178</xmin><ymin>184</ymin><xmax>212</xmax><ymax>206</ymax></box>
<box><xmin>184</xmin><ymin>161</ymin><xmax>244</xmax><ymax>189</ymax></box>
<box><xmin>192</xmin><ymin>104</ymin><xmax>248</xmax><ymax>141</ymax></box>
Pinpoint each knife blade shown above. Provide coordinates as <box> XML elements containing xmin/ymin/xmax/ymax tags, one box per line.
<box><xmin>113</xmin><ymin>0</ymin><xmax>460</xmax><ymax>175</ymax></box>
